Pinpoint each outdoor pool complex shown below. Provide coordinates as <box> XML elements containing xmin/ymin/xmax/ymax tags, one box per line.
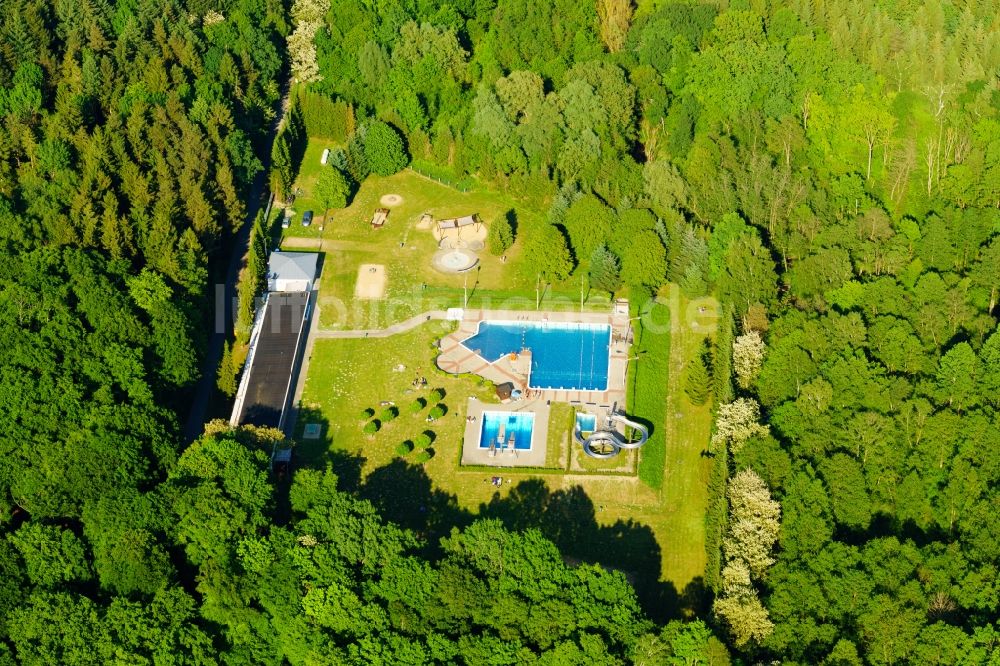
<box><xmin>463</xmin><ymin>321</ymin><xmax>611</xmax><ymax>391</ymax></box>
<box><xmin>479</xmin><ymin>411</ymin><xmax>534</xmax><ymax>450</ymax></box>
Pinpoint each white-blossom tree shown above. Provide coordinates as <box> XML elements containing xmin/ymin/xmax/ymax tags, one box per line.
<box><xmin>713</xmin><ymin>577</ymin><xmax>774</xmax><ymax>648</ymax></box>
<box><xmin>712</xmin><ymin>398</ymin><xmax>769</xmax><ymax>454</ymax></box>
<box><xmin>714</xmin><ymin>469</ymin><xmax>781</xmax><ymax>647</ymax></box>
<box><xmin>287</xmin><ymin>0</ymin><xmax>330</xmax><ymax>83</ymax></box>
<box><xmin>732</xmin><ymin>330</ymin><xmax>766</xmax><ymax>390</ymax></box>
<box><xmin>725</xmin><ymin>469</ymin><xmax>782</xmax><ymax>577</ymax></box>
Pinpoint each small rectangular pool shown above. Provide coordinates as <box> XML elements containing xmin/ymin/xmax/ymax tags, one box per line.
<box><xmin>576</xmin><ymin>413</ymin><xmax>597</xmax><ymax>434</ymax></box>
<box><xmin>462</xmin><ymin>321</ymin><xmax>611</xmax><ymax>391</ymax></box>
<box><xmin>479</xmin><ymin>411</ymin><xmax>534</xmax><ymax>450</ymax></box>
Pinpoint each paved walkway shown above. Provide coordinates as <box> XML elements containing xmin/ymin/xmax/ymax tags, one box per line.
<box><xmin>312</xmin><ymin>310</ymin><xmax>448</xmax><ymax>339</ymax></box>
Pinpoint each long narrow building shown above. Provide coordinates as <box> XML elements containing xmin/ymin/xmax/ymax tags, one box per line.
<box><xmin>230</xmin><ymin>252</ymin><xmax>319</xmax><ymax>432</ymax></box>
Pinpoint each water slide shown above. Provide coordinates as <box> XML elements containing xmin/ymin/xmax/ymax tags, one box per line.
<box><xmin>574</xmin><ymin>410</ymin><xmax>649</xmax><ymax>459</ymax></box>
<box><xmin>606</xmin><ymin>413</ymin><xmax>648</xmax><ymax>450</ymax></box>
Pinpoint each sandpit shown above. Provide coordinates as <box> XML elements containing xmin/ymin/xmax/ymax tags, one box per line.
<box><xmin>415</xmin><ymin>212</ymin><xmax>434</xmax><ymax>230</ymax></box>
<box><xmin>355</xmin><ymin>264</ymin><xmax>387</xmax><ymax>299</ymax></box>
<box><xmin>379</xmin><ymin>193</ymin><xmax>404</xmax><ymax>207</ymax></box>
<box><xmin>435</xmin><ymin>223</ymin><xmax>487</xmax><ymax>246</ymax></box>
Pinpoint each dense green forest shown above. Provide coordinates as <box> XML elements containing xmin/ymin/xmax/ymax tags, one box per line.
<box><xmin>1</xmin><ymin>0</ymin><xmax>999</xmax><ymax>663</ymax></box>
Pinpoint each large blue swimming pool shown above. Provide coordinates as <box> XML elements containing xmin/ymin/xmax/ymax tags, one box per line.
<box><xmin>463</xmin><ymin>321</ymin><xmax>611</xmax><ymax>391</ymax></box>
<box><xmin>479</xmin><ymin>411</ymin><xmax>534</xmax><ymax>450</ymax></box>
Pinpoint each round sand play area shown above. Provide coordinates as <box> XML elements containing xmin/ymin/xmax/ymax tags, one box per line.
<box><xmin>379</xmin><ymin>194</ymin><xmax>404</xmax><ymax>207</ymax></box>
<box><xmin>355</xmin><ymin>264</ymin><xmax>387</xmax><ymax>299</ymax></box>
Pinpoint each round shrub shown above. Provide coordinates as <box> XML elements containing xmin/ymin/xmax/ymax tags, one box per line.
<box><xmin>414</xmin><ymin>432</ymin><xmax>432</xmax><ymax>450</ymax></box>
<box><xmin>429</xmin><ymin>388</ymin><xmax>445</xmax><ymax>403</ymax></box>
<box><xmin>359</xmin><ymin>407</ymin><xmax>374</xmax><ymax>421</ymax></box>
<box><xmin>363</xmin><ymin>121</ymin><xmax>409</xmax><ymax>176</ymax></box>
<box><xmin>380</xmin><ymin>406</ymin><xmax>399</xmax><ymax>422</ymax></box>
<box><xmin>413</xmin><ymin>449</ymin><xmax>434</xmax><ymax>464</ymax></box>
<box><xmin>362</xmin><ymin>420</ymin><xmax>380</xmax><ymax>435</ymax></box>
<box><xmin>428</xmin><ymin>404</ymin><xmax>446</xmax><ymax>420</ymax></box>
<box><xmin>409</xmin><ymin>398</ymin><xmax>426</xmax><ymax>413</ymax></box>
<box><xmin>395</xmin><ymin>440</ymin><xmax>413</xmax><ymax>456</ymax></box>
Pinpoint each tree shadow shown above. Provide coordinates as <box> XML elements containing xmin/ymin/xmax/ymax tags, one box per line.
<box><xmin>349</xmin><ymin>464</ymin><xmax>709</xmax><ymax>622</ymax></box>
<box><xmin>505</xmin><ymin>208</ymin><xmax>518</xmax><ymax>237</ymax></box>
<box><xmin>476</xmin><ymin>479</ymin><xmax>690</xmax><ymax>622</ymax></box>
<box><xmin>359</xmin><ymin>459</ymin><xmax>472</xmax><ymax>551</ymax></box>
<box><xmin>291</xmin><ymin>406</ymin><xmax>364</xmax><ymax>492</ymax></box>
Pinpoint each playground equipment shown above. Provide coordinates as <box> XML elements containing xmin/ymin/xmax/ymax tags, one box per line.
<box><xmin>574</xmin><ymin>403</ymin><xmax>649</xmax><ymax>459</ymax></box>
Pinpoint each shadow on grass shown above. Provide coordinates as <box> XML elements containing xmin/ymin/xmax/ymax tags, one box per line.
<box><xmin>359</xmin><ymin>459</ymin><xmax>473</xmax><ymax>550</ymax></box>
<box><xmin>354</xmin><ymin>462</ymin><xmax>706</xmax><ymax>622</ymax></box>
<box><xmin>292</xmin><ymin>406</ymin><xmax>364</xmax><ymax>492</ymax></box>
<box><xmin>477</xmin><ymin>479</ymin><xmax>702</xmax><ymax>623</ymax></box>
<box><xmin>285</xmin><ymin>422</ymin><xmax>708</xmax><ymax>621</ymax></box>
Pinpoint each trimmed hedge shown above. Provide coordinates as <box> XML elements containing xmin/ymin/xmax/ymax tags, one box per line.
<box><xmin>630</xmin><ymin>303</ymin><xmax>670</xmax><ymax>489</ymax></box>
<box><xmin>414</xmin><ymin>432</ymin><xmax>433</xmax><ymax>450</ymax></box>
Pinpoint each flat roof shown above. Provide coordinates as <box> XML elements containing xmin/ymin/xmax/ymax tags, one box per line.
<box><xmin>268</xmin><ymin>251</ymin><xmax>319</xmax><ymax>285</ymax></box>
<box><xmin>236</xmin><ymin>292</ymin><xmax>310</xmax><ymax>428</ymax></box>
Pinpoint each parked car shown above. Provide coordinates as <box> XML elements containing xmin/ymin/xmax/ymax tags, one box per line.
<box><xmin>302</xmin><ymin>210</ymin><xmax>313</xmax><ymax>227</ymax></box>
<box><xmin>281</xmin><ymin>211</ymin><xmax>291</xmax><ymax>228</ymax></box>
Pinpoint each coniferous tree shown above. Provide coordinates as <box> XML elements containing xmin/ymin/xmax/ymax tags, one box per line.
<box><xmin>487</xmin><ymin>211</ymin><xmax>515</xmax><ymax>255</ymax></box>
<box><xmin>589</xmin><ymin>244</ymin><xmax>621</xmax><ymax>295</ymax></box>
<box><xmin>685</xmin><ymin>340</ymin><xmax>712</xmax><ymax>405</ymax></box>
<box><xmin>363</xmin><ymin>121</ymin><xmax>409</xmax><ymax>176</ymax></box>
<box><xmin>270</xmin><ymin>133</ymin><xmax>294</xmax><ymax>201</ymax></box>
<box><xmin>218</xmin><ymin>341</ymin><xmax>237</xmax><ymax>397</ymax></box>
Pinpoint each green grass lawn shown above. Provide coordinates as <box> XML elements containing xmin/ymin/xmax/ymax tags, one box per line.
<box><xmin>281</xmin><ymin>138</ymin><xmax>343</xmax><ymax>225</ymax></box>
<box><xmin>295</xmin><ymin>322</ymin><xmax>492</xmax><ymax>471</ymax></box>
<box><xmin>656</xmin><ymin>289</ymin><xmax>717</xmax><ymax>597</ymax></box>
<box><xmin>278</xmin><ymin>144</ymin><xmax>612</xmax><ymax>329</ymax></box>
<box><xmin>545</xmin><ymin>402</ymin><xmax>573</xmax><ymax>469</ymax></box>
<box><xmin>631</xmin><ymin>300</ymin><xmax>671</xmax><ymax>489</ymax></box>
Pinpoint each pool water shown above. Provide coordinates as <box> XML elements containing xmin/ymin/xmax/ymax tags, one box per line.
<box><xmin>479</xmin><ymin>411</ymin><xmax>534</xmax><ymax>450</ymax></box>
<box><xmin>463</xmin><ymin>321</ymin><xmax>611</xmax><ymax>391</ymax></box>
<box><xmin>576</xmin><ymin>413</ymin><xmax>597</xmax><ymax>434</ymax></box>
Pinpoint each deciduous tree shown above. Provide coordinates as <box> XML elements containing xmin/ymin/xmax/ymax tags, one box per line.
<box><xmin>712</xmin><ymin>398</ymin><xmax>769</xmax><ymax>454</ymax></box>
<box><xmin>732</xmin><ymin>331</ymin><xmax>766</xmax><ymax>390</ymax></box>
<box><xmin>597</xmin><ymin>0</ymin><xmax>634</xmax><ymax>53</ymax></box>
<box><xmin>364</xmin><ymin>121</ymin><xmax>409</xmax><ymax>176</ymax></box>
<box><xmin>315</xmin><ymin>166</ymin><xmax>351</xmax><ymax>211</ymax></box>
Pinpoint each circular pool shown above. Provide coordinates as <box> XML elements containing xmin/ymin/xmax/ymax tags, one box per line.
<box><xmin>433</xmin><ymin>249</ymin><xmax>479</xmax><ymax>273</ymax></box>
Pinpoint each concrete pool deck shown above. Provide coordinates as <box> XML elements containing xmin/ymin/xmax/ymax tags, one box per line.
<box><xmin>436</xmin><ymin>309</ymin><xmax>631</xmax><ymax>409</ymax></box>
<box><xmin>461</xmin><ymin>398</ymin><xmax>550</xmax><ymax>467</ymax></box>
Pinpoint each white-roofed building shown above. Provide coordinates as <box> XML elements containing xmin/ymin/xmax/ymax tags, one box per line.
<box><xmin>267</xmin><ymin>251</ymin><xmax>319</xmax><ymax>292</ymax></box>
